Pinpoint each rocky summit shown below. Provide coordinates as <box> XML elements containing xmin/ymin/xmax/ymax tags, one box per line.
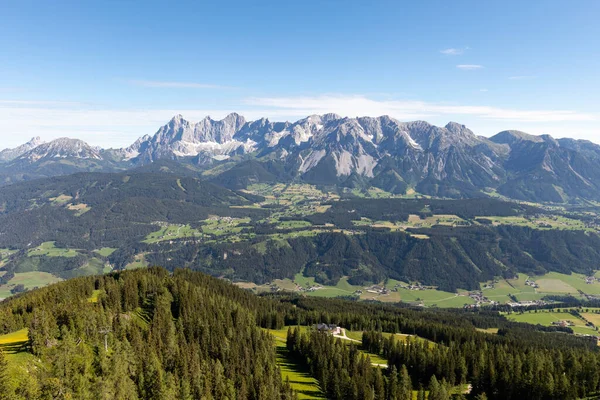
<box><xmin>2</xmin><ymin>113</ymin><xmax>600</xmax><ymax>203</ymax></box>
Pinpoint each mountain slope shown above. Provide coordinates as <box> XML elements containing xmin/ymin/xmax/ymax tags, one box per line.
<box><xmin>3</xmin><ymin>113</ymin><xmax>600</xmax><ymax>202</ymax></box>
<box><xmin>0</xmin><ymin>136</ymin><xmax>44</xmax><ymax>162</ymax></box>
<box><xmin>490</xmin><ymin>132</ymin><xmax>600</xmax><ymax>202</ymax></box>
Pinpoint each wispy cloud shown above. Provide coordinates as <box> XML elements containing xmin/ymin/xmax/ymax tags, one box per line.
<box><xmin>508</xmin><ymin>75</ymin><xmax>536</xmax><ymax>80</ymax></box>
<box><xmin>0</xmin><ymin>100</ymin><xmax>82</xmax><ymax>106</ymax></box>
<box><xmin>440</xmin><ymin>48</ymin><xmax>465</xmax><ymax>56</ymax></box>
<box><xmin>0</xmin><ymin>94</ymin><xmax>597</xmax><ymax>148</ymax></box>
<box><xmin>244</xmin><ymin>94</ymin><xmax>595</xmax><ymax>123</ymax></box>
<box><xmin>456</xmin><ymin>64</ymin><xmax>483</xmax><ymax>70</ymax></box>
<box><xmin>130</xmin><ymin>80</ymin><xmax>231</xmax><ymax>89</ymax></box>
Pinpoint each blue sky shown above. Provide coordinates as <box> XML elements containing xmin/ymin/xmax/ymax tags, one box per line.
<box><xmin>1</xmin><ymin>0</ymin><xmax>599</xmax><ymax>147</ymax></box>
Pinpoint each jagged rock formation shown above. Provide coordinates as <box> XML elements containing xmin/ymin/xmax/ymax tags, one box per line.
<box><xmin>2</xmin><ymin>113</ymin><xmax>600</xmax><ymax>202</ymax></box>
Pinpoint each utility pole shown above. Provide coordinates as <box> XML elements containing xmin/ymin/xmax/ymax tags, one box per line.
<box><xmin>98</xmin><ymin>328</ymin><xmax>111</xmax><ymax>352</ymax></box>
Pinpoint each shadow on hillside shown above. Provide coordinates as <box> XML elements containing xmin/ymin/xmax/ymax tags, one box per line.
<box><xmin>0</xmin><ymin>340</ymin><xmax>29</xmax><ymax>354</ymax></box>
<box><xmin>276</xmin><ymin>345</ymin><xmax>327</xmax><ymax>398</ymax></box>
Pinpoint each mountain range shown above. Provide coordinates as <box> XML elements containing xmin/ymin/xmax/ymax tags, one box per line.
<box><xmin>2</xmin><ymin>113</ymin><xmax>600</xmax><ymax>203</ymax></box>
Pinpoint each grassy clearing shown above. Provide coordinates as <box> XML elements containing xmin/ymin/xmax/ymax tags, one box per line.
<box><xmin>0</xmin><ymin>328</ymin><xmax>34</xmax><ymax>370</ymax></box>
<box><xmin>0</xmin><ymin>271</ymin><xmax>62</xmax><ymax>299</ymax></box>
<box><xmin>49</xmin><ymin>194</ymin><xmax>73</xmax><ymax>205</ymax></box>
<box><xmin>200</xmin><ymin>217</ymin><xmax>250</xmax><ymax>236</ymax></box>
<box><xmin>125</xmin><ymin>254</ymin><xmax>149</xmax><ymax>270</ymax></box>
<box><xmin>76</xmin><ymin>258</ymin><xmax>111</xmax><ymax>276</ymax></box>
<box><xmin>581</xmin><ymin>313</ymin><xmax>600</xmax><ymax>327</ymax></box>
<box><xmin>0</xmin><ymin>248</ymin><xmax>17</xmax><ymax>259</ymax></box>
<box><xmin>476</xmin><ymin>328</ymin><xmax>499</xmax><ymax>334</ymax></box>
<box><xmin>66</xmin><ymin>203</ymin><xmax>91</xmax><ymax>215</ymax></box>
<box><xmin>265</xmin><ymin>328</ymin><xmax>325</xmax><ymax>399</ymax></box>
<box><xmin>506</xmin><ymin>310</ymin><xmax>596</xmax><ymax>335</ymax></box>
<box><xmin>144</xmin><ymin>224</ymin><xmax>202</xmax><ymax>243</ymax></box>
<box><xmin>88</xmin><ymin>289</ymin><xmax>102</xmax><ymax>303</ymax></box>
<box><xmin>10</xmin><ymin>271</ymin><xmax>61</xmax><ymax>288</ymax></box>
<box><xmin>535</xmin><ymin>278</ymin><xmax>578</xmax><ymax>294</ymax></box>
<box><xmin>276</xmin><ymin>220</ymin><xmax>313</xmax><ymax>229</ymax></box>
<box><xmin>28</xmin><ymin>241</ymin><xmax>79</xmax><ymax>258</ymax></box>
<box><xmin>94</xmin><ymin>247</ymin><xmax>117</xmax><ymax>257</ymax></box>
<box><xmin>480</xmin><ymin>215</ymin><xmax>589</xmax><ymax>231</ymax></box>
<box><xmin>538</xmin><ymin>272</ymin><xmax>600</xmax><ymax>295</ymax></box>
<box><xmin>358</xmin><ymin>280</ymin><xmax>475</xmax><ymax>307</ymax></box>
<box><xmin>481</xmin><ymin>274</ymin><xmax>537</xmax><ymax>303</ymax></box>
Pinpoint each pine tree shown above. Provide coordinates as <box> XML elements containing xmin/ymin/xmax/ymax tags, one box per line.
<box><xmin>398</xmin><ymin>365</ymin><xmax>412</xmax><ymax>400</ymax></box>
<box><xmin>386</xmin><ymin>365</ymin><xmax>399</xmax><ymax>400</ymax></box>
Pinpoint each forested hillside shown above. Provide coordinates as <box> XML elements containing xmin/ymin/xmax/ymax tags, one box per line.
<box><xmin>1</xmin><ymin>268</ymin><xmax>600</xmax><ymax>399</ymax></box>
<box><xmin>1</xmin><ymin>172</ymin><xmax>600</xmax><ymax>293</ymax></box>
<box><xmin>0</xmin><ymin>268</ymin><xmax>294</xmax><ymax>399</ymax></box>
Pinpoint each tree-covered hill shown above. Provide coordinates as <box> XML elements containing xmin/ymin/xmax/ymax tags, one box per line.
<box><xmin>1</xmin><ymin>268</ymin><xmax>600</xmax><ymax>399</ymax></box>
<box><xmin>0</xmin><ymin>267</ymin><xmax>295</xmax><ymax>399</ymax></box>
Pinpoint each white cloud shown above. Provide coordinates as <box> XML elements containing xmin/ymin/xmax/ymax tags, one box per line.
<box><xmin>244</xmin><ymin>95</ymin><xmax>595</xmax><ymax>123</ymax></box>
<box><xmin>440</xmin><ymin>48</ymin><xmax>464</xmax><ymax>55</ymax></box>
<box><xmin>456</xmin><ymin>64</ymin><xmax>483</xmax><ymax>70</ymax></box>
<box><xmin>129</xmin><ymin>80</ymin><xmax>230</xmax><ymax>89</ymax></box>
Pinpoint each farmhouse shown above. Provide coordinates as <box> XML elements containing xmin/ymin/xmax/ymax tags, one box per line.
<box><xmin>314</xmin><ymin>323</ymin><xmax>342</xmax><ymax>335</ymax></box>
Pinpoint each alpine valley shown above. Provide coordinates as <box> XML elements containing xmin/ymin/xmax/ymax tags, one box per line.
<box><xmin>2</xmin><ymin>113</ymin><xmax>600</xmax><ymax>311</ymax></box>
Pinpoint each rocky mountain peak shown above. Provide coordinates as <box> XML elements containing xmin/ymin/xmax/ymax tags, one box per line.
<box><xmin>0</xmin><ymin>136</ymin><xmax>46</xmax><ymax>162</ymax></box>
<box><xmin>17</xmin><ymin>138</ymin><xmax>102</xmax><ymax>162</ymax></box>
<box><xmin>490</xmin><ymin>130</ymin><xmax>545</xmax><ymax>145</ymax></box>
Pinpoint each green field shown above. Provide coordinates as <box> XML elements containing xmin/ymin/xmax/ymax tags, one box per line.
<box><xmin>200</xmin><ymin>217</ymin><xmax>250</xmax><ymax>236</ymax></box>
<box><xmin>293</xmin><ymin>274</ymin><xmax>362</xmax><ymax>298</ymax></box>
<box><xmin>265</xmin><ymin>328</ymin><xmax>325</xmax><ymax>399</ymax></box>
<box><xmin>88</xmin><ymin>289</ymin><xmax>102</xmax><ymax>303</ymax></box>
<box><xmin>76</xmin><ymin>258</ymin><xmax>112</xmax><ymax>276</ymax></box>
<box><xmin>480</xmin><ymin>272</ymin><xmax>600</xmax><ymax>303</ymax></box>
<box><xmin>94</xmin><ymin>247</ymin><xmax>117</xmax><ymax>257</ymax></box>
<box><xmin>506</xmin><ymin>310</ymin><xmax>597</xmax><ymax>335</ymax></box>
<box><xmin>479</xmin><ymin>215</ymin><xmax>589</xmax><ymax>231</ymax></box>
<box><xmin>0</xmin><ymin>271</ymin><xmax>62</xmax><ymax>299</ymax></box>
<box><xmin>144</xmin><ymin>224</ymin><xmax>202</xmax><ymax>243</ymax></box>
<box><xmin>27</xmin><ymin>241</ymin><xmax>79</xmax><ymax>258</ymax></box>
<box><xmin>257</xmin><ymin>270</ymin><xmax>600</xmax><ymax>309</ymax></box>
<box><xmin>0</xmin><ymin>328</ymin><xmax>36</xmax><ymax>375</ymax></box>
<box><xmin>581</xmin><ymin>312</ymin><xmax>600</xmax><ymax>326</ymax></box>
<box><xmin>125</xmin><ymin>254</ymin><xmax>149</xmax><ymax>270</ymax></box>
<box><xmin>481</xmin><ymin>273</ymin><xmax>537</xmax><ymax>303</ymax></box>
<box><xmin>276</xmin><ymin>220</ymin><xmax>313</xmax><ymax>229</ymax></box>
<box><xmin>538</xmin><ymin>272</ymin><xmax>600</xmax><ymax>295</ymax></box>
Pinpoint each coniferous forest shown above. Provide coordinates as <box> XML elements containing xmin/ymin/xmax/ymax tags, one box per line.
<box><xmin>0</xmin><ymin>267</ymin><xmax>599</xmax><ymax>399</ymax></box>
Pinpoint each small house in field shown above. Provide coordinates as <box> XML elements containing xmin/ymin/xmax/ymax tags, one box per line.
<box><xmin>314</xmin><ymin>323</ymin><xmax>342</xmax><ymax>335</ymax></box>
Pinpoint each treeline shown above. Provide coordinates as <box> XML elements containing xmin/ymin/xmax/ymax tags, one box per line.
<box><xmin>287</xmin><ymin>327</ymin><xmax>414</xmax><ymax>400</ymax></box>
<box><xmin>1</xmin><ymin>269</ymin><xmax>600</xmax><ymax>398</ymax></box>
<box><xmin>304</xmin><ymin>198</ymin><xmax>543</xmax><ymax>227</ymax></box>
<box><xmin>146</xmin><ymin>225</ymin><xmax>600</xmax><ymax>291</ymax></box>
<box><xmin>0</xmin><ymin>171</ymin><xmax>269</xmax><ymax>250</ymax></box>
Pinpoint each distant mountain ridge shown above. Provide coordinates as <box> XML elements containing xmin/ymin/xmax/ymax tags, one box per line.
<box><xmin>0</xmin><ymin>136</ymin><xmax>44</xmax><ymax>162</ymax></box>
<box><xmin>2</xmin><ymin>113</ymin><xmax>600</xmax><ymax>203</ymax></box>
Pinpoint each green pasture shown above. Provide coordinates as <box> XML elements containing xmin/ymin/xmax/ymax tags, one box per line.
<box><xmin>28</xmin><ymin>241</ymin><xmax>79</xmax><ymax>258</ymax></box>
<box><xmin>144</xmin><ymin>224</ymin><xmax>202</xmax><ymax>243</ymax></box>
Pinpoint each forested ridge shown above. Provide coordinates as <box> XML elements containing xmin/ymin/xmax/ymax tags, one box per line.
<box><xmin>0</xmin><ymin>268</ymin><xmax>294</xmax><ymax>399</ymax></box>
<box><xmin>140</xmin><ymin>227</ymin><xmax>600</xmax><ymax>291</ymax></box>
<box><xmin>1</xmin><ymin>171</ymin><xmax>600</xmax><ymax>293</ymax></box>
<box><xmin>0</xmin><ymin>268</ymin><xmax>600</xmax><ymax>399</ymax></box>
